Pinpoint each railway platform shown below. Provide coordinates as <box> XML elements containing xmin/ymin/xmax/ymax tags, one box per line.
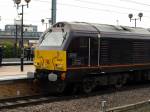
<box><xmin>2</xmin><ymin>58</ymin><xmax>33</xmax><ymax>66</ymax></box>
<box><xmin>0</xmin><ymin>65</ymin><xmax>35</xmax><ymax>81</ymax></box>
<box><xmin>0</xmin><ymin>65</ymin><xmax>39</xmax><ymax>99</ymax></box>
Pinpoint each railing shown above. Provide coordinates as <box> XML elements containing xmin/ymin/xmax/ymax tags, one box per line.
<box><xmin>0</xmin><ymin>31</ymin><xmax>42</xmax><ymax>38</ymax></box>
<box><xmin>100</xmin><ymin>100</ymin><xmax>150</xmax><ymax>112</ymax></box>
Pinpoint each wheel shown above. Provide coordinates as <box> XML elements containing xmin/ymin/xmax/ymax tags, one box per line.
<box><xmin>64</xmin><ymin>83</ymin><xmax>78</xmax><ymax>95</ymax></box>
<box><xmin>115</xmin><ymin>80</ymin><xmax>123</xmax><ymax>89</ymax></box>
<box><xmin>114</xmin><ymin>77</ymin><xmax>124</xmax><ymax>89</ymax></box>
<box><xmin>55</xmin><ymin>81</ymin><xmax>66</xmax><ymax>93</ymax></box>
<box><xmin>81</xmin><ymin>78</ymin><xmax>94</xmax><ymax>94</ymax></box>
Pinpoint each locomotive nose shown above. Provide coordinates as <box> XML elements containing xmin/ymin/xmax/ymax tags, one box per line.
<box><xmin>34</xmin><ymin>49</ymin><xmax>67</xmax><ymax>71</ymax></box>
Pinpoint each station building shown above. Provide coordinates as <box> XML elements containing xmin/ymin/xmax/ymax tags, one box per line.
<box><xmin>0</xmin><ymin>24</ymin><xmax>42</xmax><ymax>46</ymax></box>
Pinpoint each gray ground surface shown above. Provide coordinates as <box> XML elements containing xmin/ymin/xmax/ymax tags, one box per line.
<box><xmin>1</xmin><ymin>84</ymin><xmax>150</xmax><ymax>112</ymax></box>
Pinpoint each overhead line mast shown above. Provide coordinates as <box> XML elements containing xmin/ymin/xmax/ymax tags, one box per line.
<box><xmin>51</xmin><ymin>0</ymin><xmax>57</xmax><ymax>25</ymax></box>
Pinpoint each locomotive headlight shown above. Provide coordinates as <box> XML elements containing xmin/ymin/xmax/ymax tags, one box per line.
<box><xmin>48</xmin><ymin>73</ymin><xmax>57</xmax><ymax>81</ymax></box>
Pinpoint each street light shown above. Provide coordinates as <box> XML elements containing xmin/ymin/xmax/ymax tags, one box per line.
<box><xmin>14</xmin><ymin>19</ymin><xmax>21</xmax><ymax>57</ymax></box>
<box><xmin>128</xmin><ymin>12</ymin><xmax>143</xmax><ymax>28</ymax></box>
<box><xmin>15</xmin><ymin>0</ymin><xmax>31</xmax><ymax>8</ymax></box>
<box><xmin>14</xmin><ymin>0</ymin><xmax>31</xmax><ymax>72</ymax></box>
<box><xmin>41</xmin><ymin>18</ymin><xmax>52</xmax><ymax>30</ymax></box>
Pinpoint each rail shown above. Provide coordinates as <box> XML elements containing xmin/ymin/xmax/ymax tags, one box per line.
<box><xmin>100</xmin><ymin>100</ymin><xmax>150</xmax><ymax>112</ymax></box>
<box><xmin>0</xmin><ymin>95</ymin><xmax>55</xmax><ymax>109</ymax></box>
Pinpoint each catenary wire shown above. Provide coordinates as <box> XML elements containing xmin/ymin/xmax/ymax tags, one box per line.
<box><xmin>120</xmin><ymin>0</ymin><xmax>150</xmax><ymax>7</ymax></box>
<box><xmin>75</xmin><ymin>0</ymin><xmax>150</xmax><ymax>13</ymax></box>
<box><xmin>10</xmin><ymin>0</ymin><xmax>150</xmax><ymax>25</ymax></box>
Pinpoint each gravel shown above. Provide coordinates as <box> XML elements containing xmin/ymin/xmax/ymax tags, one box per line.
<box><xmin>1</xmin><ymin>84</ymin><xmax>150</xmax><ymax>112</ymax></box>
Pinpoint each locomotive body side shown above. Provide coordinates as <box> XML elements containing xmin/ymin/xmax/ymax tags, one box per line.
<box><xmin>34</xmin><ymin>22</ymin><xmax>150</xmax><ymax>93</ymax></box>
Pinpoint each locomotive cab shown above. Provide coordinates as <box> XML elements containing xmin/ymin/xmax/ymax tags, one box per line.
<box><xmin>34</xmin><ymin>23</ymin><xmax>68</xmax><ymax>81</ymax></box>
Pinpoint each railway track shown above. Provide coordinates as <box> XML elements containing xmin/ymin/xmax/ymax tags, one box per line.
<box><xmin>0</xmin><ymin>94</ymin><xmax>89</xmax><ymax>110</ymax></box>
<box><xmin>0</xmin><ymin>86</ymin><xmax>114</xmax><ymax>110</ymax></box>
<box><xmin>0</xmin><ymin>95</ymin><xmax>58</xmax><ymax>109</ymax></box>
<box><xmin>1</xmin><ymin>81</ymin><xmax>150</xmax><ymax>111</ymax></box>
<box><xmin>0</xmin><ymin>82</ymin><xmax>148</xmax><ymax>110</ymax></box>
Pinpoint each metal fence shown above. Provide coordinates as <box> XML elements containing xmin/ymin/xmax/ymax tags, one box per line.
<box><xmin>0</xmin><ymin>31</ymin><xmax>42</xmax><ymax>38</ymax></box>
<box><xmin>100</xmin><ymin>100</ymin><xmax>150</xmax><ymax>112</ymax></box>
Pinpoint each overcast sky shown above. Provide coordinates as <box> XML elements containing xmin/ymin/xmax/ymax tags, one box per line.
<box><xmin>0</xmin><ymin>0</ymin><xmax>150</xmax><ymax>31</ymax></box>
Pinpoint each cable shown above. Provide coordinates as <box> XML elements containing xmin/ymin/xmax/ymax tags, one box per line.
<box><xmin>31</xmin><ymin>0</ymin><xmax>130</xmax><ymax>15</ymax></box>
<box><xmin>32</xmin><ymin>0</ymin><xmax>150</xmax><ymax>20</ymax></box>
<box><xmin>14</xmin><ymin>0</ymin><xmax>150</xmax><ymax>9</ymax></box>
<box><xmin>8</xmin><ymin>0</ymin><xmax>150</xmax><ymax>25</ymax></box>
<box><xmin>120</xmin><ymin>0</ymin><xmax>150</xmax><ymax>7</ymax></box>
<box><xmin>32</xmin><ymin>0</ymin><xmax>150</xmax><ymax>14</ymax></box>
<box><xmin>33</xmin><ymin>0</ymin><xmax>150</xmax><ymax>13</ymax></box>
<box><xmin>57</xmin><ymin>3</ymin><xmax>129</xmax><ymax>15</ymax></box>
<box><xmin>75</xmin><ymin>0</ymin><xmax>150</xmax><ymax>13</ymax></box>
<box><xmin>32</xmin><ymin>0</ymin><xmax>50</xmax><ymax>3</ymax></box>
<box><xmin>10</xmin><ymin>0</ymin><xmax>150</xmax><ymax>21</ymax></box>
<box><xmin>30</xmin><ymin>1</ymin><xmax>150</xmax><ymax>19</ymax></box>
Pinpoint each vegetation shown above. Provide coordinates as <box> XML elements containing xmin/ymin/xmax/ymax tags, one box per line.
<box><xmin>2</xmin><ymin>42</ymin><xmax>20</xmax><ymax>58</ymax></box>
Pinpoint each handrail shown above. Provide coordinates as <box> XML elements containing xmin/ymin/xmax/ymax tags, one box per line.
<box><xmin>0</xmin><ymin>31</ymin><xmax>42</xmax><ymax>37</ymax></box>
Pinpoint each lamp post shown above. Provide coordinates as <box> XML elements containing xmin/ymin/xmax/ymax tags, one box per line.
<box><xmin>14</xmin><ymin>0</ymin><xmax>31</xmax><ymax>72</ymax></box>
<box><xmin>14</xmin><ymin>19</ymin><xmax>21</xmax><ymax>57</ymax></box>
<box><xmin>128</xmin><ymin>13</ymin><xmax>143</xmax><ymax>28</ymax></box>
<box><xmin>41</xmin><ymin>18</ymin><xmax>52</xmax><ymax>30</ymax></box>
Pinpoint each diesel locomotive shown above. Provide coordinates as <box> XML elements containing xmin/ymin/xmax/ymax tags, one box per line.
<box><xmin>34</xmin><ymin>22</ymin><xmax>150</xmax><ymax>93</ymax></box>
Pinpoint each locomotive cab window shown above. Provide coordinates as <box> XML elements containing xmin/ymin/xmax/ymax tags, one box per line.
<box><xmin>40</xmin><ymin>30</ymin><xmax>67</xmax><ymax>47</ymax></box>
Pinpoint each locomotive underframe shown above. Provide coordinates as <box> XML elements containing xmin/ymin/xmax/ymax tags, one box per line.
<box><xmin>35</xmin><ymin>65</ymin><xmax>150</xmax><ymax>89</ymax></box>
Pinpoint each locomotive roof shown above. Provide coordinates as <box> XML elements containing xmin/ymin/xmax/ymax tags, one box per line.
<box><xmin>53</xmin><ymin>22</ymin><xmax>150</xmax><ymax>39</ymax></box>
